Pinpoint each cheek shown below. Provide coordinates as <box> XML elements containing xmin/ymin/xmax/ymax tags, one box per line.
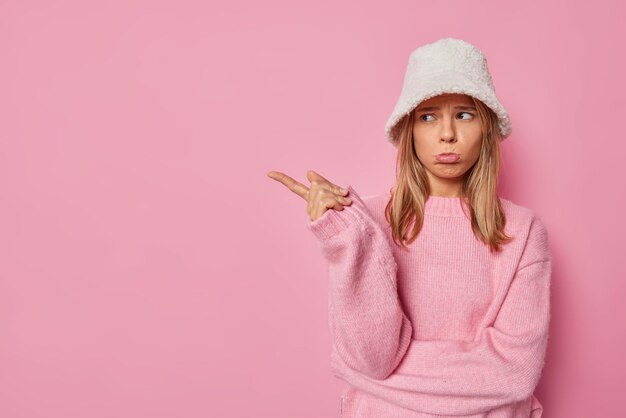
<box><xmin>465</xmin><ymin>141</ymin><xmax>482</xmax><ymax>165</ymax></box>
<box><xmin>412</xmin><ymin>137</ymin><xmax>432</xmax><ymax>159</ymax></box>
<box><xmin>412</xmin><ymin>127</ymin><xmax>434</xmax><ymax>149</ymax></box>
<box><xmin>465</xmin><ymin>127</ymin><xmax>483</xmax><ymax>152</ymax></box>
<box><xmin>468</xmin><ymin>134</ymin><xmax>482</xmax><ymax>151</ymax></box>
<box><xmin>462</xmin><ymin>121</ymin><xmax>481</xmax><ymax>137</ymax></box>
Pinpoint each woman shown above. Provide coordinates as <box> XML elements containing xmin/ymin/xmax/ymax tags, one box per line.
<box><xmin>267</xmin><ymin>37</ymin><xmax>551</xmax><ymax>418</ymax></box>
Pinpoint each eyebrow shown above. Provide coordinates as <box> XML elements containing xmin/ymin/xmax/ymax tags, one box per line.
<box><xmin>415</xmin><ymin>105</ymin><xmax>476</xmax><ymax>112</ymax></box>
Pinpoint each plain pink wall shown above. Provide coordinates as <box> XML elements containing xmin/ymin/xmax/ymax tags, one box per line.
<box><xmin>0</xmin><ymin>0</ymin><xmax>624</xmax><ymax>417</ymax></box>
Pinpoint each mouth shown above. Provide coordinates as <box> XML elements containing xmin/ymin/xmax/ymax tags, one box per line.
<box><xmin>435</xmin><ymin>152</ymin><xmax>460</xmax><ymax>163</ymax></box>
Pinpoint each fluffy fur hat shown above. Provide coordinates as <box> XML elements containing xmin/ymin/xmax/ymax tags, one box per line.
<box><xmin>384</xmin><ymin>37</ymin><xmax>512</xmax><ymax>147</ymax></box>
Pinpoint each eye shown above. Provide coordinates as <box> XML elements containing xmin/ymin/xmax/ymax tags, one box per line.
<box><xmin>420</xmin><ymin>114</ymin><xmax>435</xmax><ymax>122</ymax></box>
<box><xmin>457</xmin><ymin>112</ymin><xmax>474</xmax><ymax>120</ymax></box>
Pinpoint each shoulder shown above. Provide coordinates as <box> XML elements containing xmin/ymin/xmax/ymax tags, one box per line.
<box><xmin>499</xmin><ymin>196</ymin><xmax>551</xmax><ymax>267</ymax></box>
<box><xmin>499</xmin><ymin>196</ymin><xmax>535</xmax><ymax>222</ymax></box>
<box><xmin>362</xmin><ymin>190</ymin><xmax>392</xmax><ymax>211</ymax></box>
<box><xmin>500</xmin><ymin>196</ymin><xmax>547</xmax><ymax>232</ymax></box>
<box><xmin>346</xmin><ymin>188</ymin><xmax>393</xmax><ymax>231</ymax></box>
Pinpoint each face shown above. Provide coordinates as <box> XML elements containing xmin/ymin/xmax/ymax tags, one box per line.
<box><xmin>412</xmin><ymin>93</ymin><xmax>483</xmax><ymax>195</ymax></box>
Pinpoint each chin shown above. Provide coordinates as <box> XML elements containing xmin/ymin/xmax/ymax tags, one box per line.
<box><xmin>434</xmin><ymin>169</ymin><xmax>469</xmax><ymax>178</ymax></box>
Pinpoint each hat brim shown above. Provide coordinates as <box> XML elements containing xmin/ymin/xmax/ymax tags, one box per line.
<box><xmin>384</xmin><ymin>70</ymin><xmax>512</xmax><ymax>147</ymax></box>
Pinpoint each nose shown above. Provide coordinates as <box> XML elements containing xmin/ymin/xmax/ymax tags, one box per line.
<box><xmin>439</xmin><ymin>114</ymin><xmax>457</xmax><ymax>143</ymax></box>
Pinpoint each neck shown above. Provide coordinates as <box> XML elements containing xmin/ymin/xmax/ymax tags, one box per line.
<box><xmin>426</xmin><ymin>173</ymin><xmax>466</xmax><ymax>198</ymax></box>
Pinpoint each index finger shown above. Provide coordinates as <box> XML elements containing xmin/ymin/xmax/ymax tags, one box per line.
<box><xmin>266</xmin><ymin>171</ymin><xmax>310</xmax><ymax>200</ymax></box>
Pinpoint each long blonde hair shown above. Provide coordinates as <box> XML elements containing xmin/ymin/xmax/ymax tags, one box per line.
<box><xmin>385</xmin><ymin>96</ymin><xmax>513</xmax><ymax>253</ymax></box>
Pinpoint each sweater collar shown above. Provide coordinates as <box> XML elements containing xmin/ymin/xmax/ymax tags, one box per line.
<box><xmin>424</xmin><ymin>194</ymin><xmax>471</xmax><ymax>217</ymax></box>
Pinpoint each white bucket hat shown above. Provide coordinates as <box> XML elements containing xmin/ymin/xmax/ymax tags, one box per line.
<box><xmin>384</xmin><ymin>37</ymin><xmax>512</xmax><ymax>147</ymax></box>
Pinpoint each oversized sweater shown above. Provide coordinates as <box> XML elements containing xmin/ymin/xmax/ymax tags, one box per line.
<box><xmin>306</xmin><ymin>185</ymin><xmax>552</xmax><ymax>418</ymax></box>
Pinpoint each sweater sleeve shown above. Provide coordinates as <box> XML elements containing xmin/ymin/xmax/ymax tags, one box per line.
<box><xmin>306</xmin><ymin>184</ymin><xmax>413</xmax><ymax>380</ymax></box>
<box><xmin>329</xmin><ymin>215</ymin><xmax>552</xmax><ymax>416</ymax></box>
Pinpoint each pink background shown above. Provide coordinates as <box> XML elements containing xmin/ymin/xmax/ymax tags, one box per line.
<box><xmin>1</xmin><ymin>0</ymin><xmax>624</xmax><ymax>417</ymax></box>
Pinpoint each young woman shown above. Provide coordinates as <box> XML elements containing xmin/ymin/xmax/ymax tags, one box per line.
<box><xmin>267</xmin><ymin>37</ymin><xmax>551</xmax><ymax>418</ymax></box>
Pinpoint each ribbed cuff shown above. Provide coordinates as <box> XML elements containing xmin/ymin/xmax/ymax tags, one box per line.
<box><xmin>306</xmin><ymin>184</ymin><xmax>369</xmax><ymax>241</ymax></box>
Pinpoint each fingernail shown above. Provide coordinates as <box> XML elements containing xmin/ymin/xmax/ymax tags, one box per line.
<box><xmin>339</xmin><ymin>187</ymin><xmax>349</xmax><ymax>194</ymax></box>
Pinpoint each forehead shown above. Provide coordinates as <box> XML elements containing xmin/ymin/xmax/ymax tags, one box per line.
<box><xmin>417</xmin><ymin>93</ymin><xmax>474</xmax><ymax>107</ymax></box>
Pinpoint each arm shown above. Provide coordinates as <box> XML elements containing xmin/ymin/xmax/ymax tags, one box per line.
<box><xmin>330</xmin><ymin>216</ymin><xmax>552</xmax><ymax>416</ymax></box>
<box><xmin>307</xmin><ymin>185</ymin><xmax>413</xmax><ymax>380</ymax></box>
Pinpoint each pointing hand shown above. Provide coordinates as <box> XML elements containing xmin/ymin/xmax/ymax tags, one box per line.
<box><xmin>267</xmin><ymin>170</ymin><xmax>352</xmax><ymax>222</ymax></box>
